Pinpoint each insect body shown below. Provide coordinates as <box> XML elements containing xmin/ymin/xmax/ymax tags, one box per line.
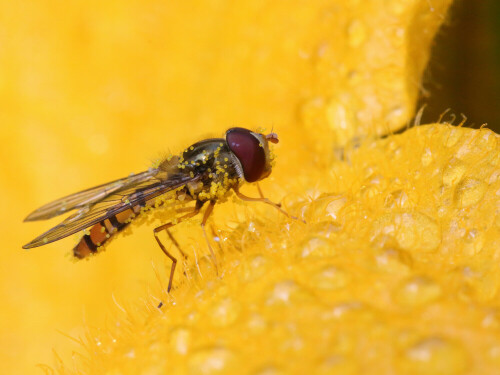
<box><xmin>23</xmin><ymin>127</ymin><xmax>291</xmax><ymax>291</ymax></box>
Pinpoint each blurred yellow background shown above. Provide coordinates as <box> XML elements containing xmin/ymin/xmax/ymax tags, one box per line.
<box><xmin>3</xmin><ymin>0</ymin><xmax>500</xmax><ymax>374</ymax></box>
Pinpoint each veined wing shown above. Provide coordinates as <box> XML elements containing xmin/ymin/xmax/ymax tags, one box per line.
<box><xmin>24</xmin><ymin>169</ymin><xmax>159</xmax><ymax>221</ymax></box>
<box><xmin>23</xmin><ymin>171</ymin><xmax>198</xmax><ymax>249</ymax></box>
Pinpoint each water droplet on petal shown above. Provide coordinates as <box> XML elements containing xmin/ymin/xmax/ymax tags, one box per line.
<box><xmin>188</xmin><ymin>347</ymin><xmax>236</xmax><ymax>375</ymax></box>
<box><xmin>442</xmin><ymin>158</ymin><xmax>466</xmax><ymax>186</ymax></box>
<box><xmin>454</xmin><ymin>178</ymin><xmax>486</xmax><ymax>208</ymax></box>
<box><xmin>266</xmin><ymin>280</ymin><xmax>311</xmax><ymax>306</ymax></box>
<box><xmin>241</xmin><ymin>255</ymin><xmax>272</xmax><ymax>282</ymax></box>
<box><xmin>246</xmin><ymin>313</ymin><xmax>268</xmax><ymax>334</ymax></box>
<box><xmin>421</xmin><ymin>148</ymin><xmax>433</xmax><ymax>166</ymax></box>
<box><xmin>463</xmin><ymin>229</ymin><xmax>485</xmax><ymax>256</ymax></box>
<box><xmin>481</xmin><ymin>309</ymin><xmax>500</xmax><ymax>329</ymax></box>
<box><xmin>208</xmin><ymin>297</ymin><xmax>240</xmax><ymax>327</ymax></box>
<box><xmin>310</xmin><ymin>265</ymin><xmax>349</xmax><ymax>290</ymax></box>
<box><xmin>444</xmin><ymin>128</ymin><xmax>462</xmax><ymax>147</ymax></box>
<box><xmin>299</xmin><ymin>236</ymin><xmax>335</xmax><ymax>258</ymax></box>
<box><xmin>169</xmin><ymin>327</ymin><xmax>192</xmax><ymax>355</ymax></box>
<box><xmin>324</xmin><ymin>301</ymin><xmax>373</xmax><ymax>323</ymax></box>
<box><xmin>394</xmin><ymin>276</ymin><xmax>442</xmax><ymax>307</ymax></box>
<box><xmin>400</xmin><ymin>337</ymin><xmax>469</xmax><ymax>375</ymax></box>
<box><xmin>374</xmin><ymin>248</ymin><xmax>412</xmax><ymax>275</ymax></box>
<box><xmin>372</xmin><ymin>212</ymin><xmax>440</xmax><ymax>252</ymax></box>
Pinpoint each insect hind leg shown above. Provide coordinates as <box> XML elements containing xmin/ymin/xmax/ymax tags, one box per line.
<box><xmin>153</xmin><ymin>202</ymin><xmax>204</xmax><ymax>292</ymax></box>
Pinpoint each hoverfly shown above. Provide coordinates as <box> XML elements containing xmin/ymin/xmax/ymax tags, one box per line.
<box><xmin>23</xmin><ymin>127</ymin><xmax>294</xmax><ymax>292</ymax></box>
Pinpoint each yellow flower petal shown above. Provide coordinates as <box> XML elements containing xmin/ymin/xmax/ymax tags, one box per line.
<box><xmin>10</xmin><ymin>0</ymin><xmax>500</xmax><ymax>374</ymax></box>
<box><xmin>66</xmin><ymin>124</ymin><xmax>500</xmax><ymax>375</ymax></box>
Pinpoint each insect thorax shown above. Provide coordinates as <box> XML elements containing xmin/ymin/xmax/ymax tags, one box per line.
<box><xmin>177</xmin><ymin>138</ymin><xmax>243</xmax><ymax>203</ymax></box>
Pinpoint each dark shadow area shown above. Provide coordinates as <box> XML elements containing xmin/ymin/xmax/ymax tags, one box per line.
<box><xmin>418</xmin><ymin>0</ymin><xmax>500</xmax><ymax>132</ymax></box>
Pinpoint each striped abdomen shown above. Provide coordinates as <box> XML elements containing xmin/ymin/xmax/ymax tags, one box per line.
<box><xmin>73</xmin><ymin>206</ymin><xmax>140</xmax><ymax>258</ymax></box>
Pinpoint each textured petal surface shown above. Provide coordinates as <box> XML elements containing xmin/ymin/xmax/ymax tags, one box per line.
<box><xmin>61</xmin><ymin>124</ymin><xmax>500</xmax><ymax>375</ymax></box>
<box><xmin>4</xmin><ymin>0</ymin><xmax>494</xmax><ymax>374</ymax></box>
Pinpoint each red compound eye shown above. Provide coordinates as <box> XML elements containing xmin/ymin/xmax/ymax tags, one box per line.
<box><xmin>226</xmin><ymin>128</ymin><xmax>266</xmax><ymax>182</ymax></box>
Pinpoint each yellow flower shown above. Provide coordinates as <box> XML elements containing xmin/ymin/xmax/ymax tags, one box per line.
<box><xmin>3</xmin><ymin>1</ymin><xmax>499</xmax><ymax>374</ymax></box>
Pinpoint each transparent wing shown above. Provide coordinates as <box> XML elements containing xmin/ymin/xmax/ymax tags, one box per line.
<box><xmin>23</xmin><ymin>170</ymin><xmax>198</xmax><ymax>249</ymax></box>
<box><xmin>24</xmin><ymin>169</ymin><xmax>159</xmax><ymax>221</ymax></box>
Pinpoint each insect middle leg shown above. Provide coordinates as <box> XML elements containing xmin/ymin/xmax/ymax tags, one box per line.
<box><xmin>153</xmin><ymin>202</ymin><xmax>204</xmax><ymax>292</ymax></box>
<box><xmin>200</xmin><ymin>201</ymin><xmax>218</xmax><ymax>274</ymax></box>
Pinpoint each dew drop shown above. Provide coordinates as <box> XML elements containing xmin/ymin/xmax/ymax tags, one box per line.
<box><xmin>444</xmin><ymin>128</ymin><xmax>462</xmax><ymax>148</ymax></box>
<box><xmin>454</xmin><ymin>178</ymin><xmax>486</xmax><ymax>208</ymax></box>
<box><xmin>240</xmin><ymin>255</ymin><xmax>272</xmax><ymax>282</ymax></box>
<box><xmin>481</xmin><ymin>309</ymin><xmax>500</xmax><ymax>329</ymax></box>
<box><xmin>463</xmin><ymin>229</ymin><xmax>485</xmax><ymax>256</ymax></box>
<box><xmin>488</xmin><ymin>169</ymin><xmax>500</xmax><ymax>184</ymax></box>
<box><xmin>386</xmin><ymin>106</ymin><xmax>405</xmax><ymax>124</ymax></box>
<box><xmin>360</xmin><ymin>185</ymin><xmax>379</xmax><ymax>200</ymax></box>
<box><xmin>476</xmin><ymin>129</ymin><xmax>497</xmax><ymax>152</ymax></box>
<box><xmin>421</xmin><ymin>148</ymin><xmax>433</xmax><ymax>167</ymax></box>
<box><xmin>125</xmin><ymin>348</ymin><xmax>135</xmax><ymax>358</ymax></box>
<box><xmin>325</xmin><ymin>301</ymin><xmax>372</xmax><ymax>322</ymax></box>
<box><xmin>299</xmin><ymin>236</ymin><xmax>335</xmax><ymax>258</ymax></box>
<box><xmin>442</xmin><ymin>158</ymin><xmax>466</xmax><ymax>186</ymax></box>
<box><xmin>400</xmin><ymin>337</ymin><xmax>468</xmax><ymax>375</ymax></box>
<box><xmin>208</xmin><ymin>297</ymin><xmax>240</xmax><ymax>327</ymax></box>
<box><xmin>246</xmin><ymin>313</ymin><xmax>268</xmax><ymax>334</ymax></box>
<box><xmin>169</xmin><ymin>327</ymin><xmax>191</xmax><ymax>355</ymax></box>
<box><xmin>248</xmin><ymin>221</ymin><xmax>256</xmax><ymax>233</ymax></box>
<box><xmin>394</xmin><ymin>276</ymin><xmax>442</xmax><ymax>307</ymax></box>
<box><xmin>310</xmin><ymin>265</ymin><xmax>349</xmax><ymax>290</ymax></box>
<box><xmin>188</xmin><ymin>347</ymin><xmax>236</xmax><ymax>375</ymax></box>
<box><xmin>374</xmin><ymin>248</ymin><xmax>412</xmax><ymax>275</ymax></box>
<box><xmin>372</xmin><ymin>212</ymin><xmax>440</xmax><ymax>252</ymax></box>
<box><xmin>384</xmin><ymin>189</ymin><xmax>411</xmax><ymax>209</ymax></box>
<box><xmin>266</xmin><ymin>280</ymin><xmax>311</xmax><ymax>306</ymax></box>
<box><xmin>325</xmin><ymin>197</ymin><xmax>347</xmax><ymax>221</ymax></box>
<box><xmin>306</xmin><ymin>195</ymin><xmax>346</xmax><ymax>222</ymax></box>
<box><xmin>267</xmin><ymin>280</ymin><xmax>298</xmax><ymax>305</ymax></box>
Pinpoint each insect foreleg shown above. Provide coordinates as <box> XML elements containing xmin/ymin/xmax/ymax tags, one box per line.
<box><xmin>255</xmin><ymin>182</ymin><xmax>281</xmax><ymax>207</ymax></box>
<box><xmin>234</xmin><ymin>187</ymin><xmax>302</xmax><ymax>222</ymax></box>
